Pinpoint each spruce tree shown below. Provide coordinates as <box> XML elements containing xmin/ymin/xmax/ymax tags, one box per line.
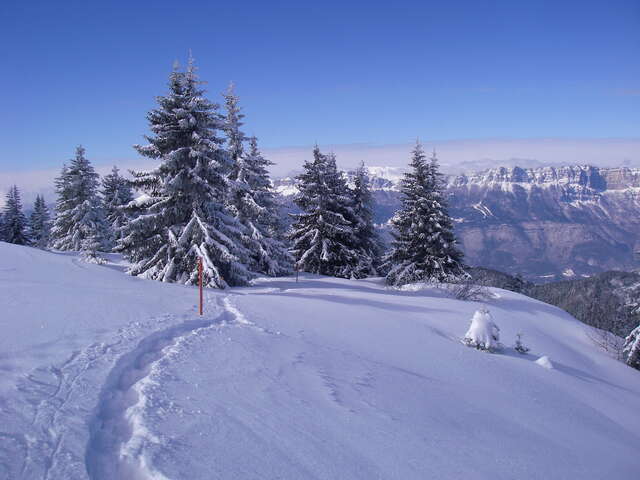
<box><xmin>101</xmin><ymin>166</ymin><xmax>133</xmax><ymax>250</ymax></box>
<box><xmin>2</xmin><ymin>185</ymin><xmax>29</xmax><ymax>245</ymax></box>
<box><xmin>623</xmin><ymin>323</ymin><xmax>640</xmax><ymax>370</ymax></box>
<box><xmin>118</xmin><ymin>58</ymin><xmax>252</xmax><ymax>288</ymax></box>
<box><xmin>50</xmin><ymin>147</ymin><xmax>109</xmax><ymax>260</ymax></box>
<box><xmin>223</xmin><ymin>82</ymin><xmax>246</xmax><ymax>180</ymax></box>
<box><xmin>222</xmin><ymin>85</ymin><xmax>292</xmax><ymax>276</ymax></box>
<box><xmin>29</xmin><ymin>195</ymin><xmax>51</xmax><ymax>249</ymax></box>
<box><xmin>238</xmin><ymin>136</ymin><xmax>293</xmax><ymax>275</ymax></box>
<box><xmin>385</xmin><ymin>142</ymin><xmax>465</xmax><ymax>286</ymax></box>
<box><xmin>350</xmin><ymin>162</ymin><xmax>382</xmax><ymax>277</ymax></box>
<box><xmin>289</xmin><ymin>146</ymin><xmax>359</xmax><ymax>278</ymax></box>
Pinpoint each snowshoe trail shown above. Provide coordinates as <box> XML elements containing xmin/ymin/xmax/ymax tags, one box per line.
<box><xmin>5</xmin><ymin>315</ymin><xmax>179</xmax><ymax>479</ymax></box>
<box><xmin>84</xmin><ymin>294</ymin><xmax>251</xmax><ymax>480</ymax></box>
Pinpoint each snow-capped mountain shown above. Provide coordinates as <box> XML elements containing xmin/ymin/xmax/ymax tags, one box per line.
<box><xmin>274</xmin><ymin>165</ymin><xmax>640</xmax><ymax>281</ymax></box>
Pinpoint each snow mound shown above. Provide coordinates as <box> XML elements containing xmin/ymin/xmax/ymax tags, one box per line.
<box><xmin>535</xmin><ymin>355</ymin><xmax>554</xmax><ymax>369</ymax></box>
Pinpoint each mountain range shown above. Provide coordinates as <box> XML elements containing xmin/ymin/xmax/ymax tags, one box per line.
<box><xmin>275</xmin><ymin>165</ymin><xmax>640</xmax><ymax>281</ymax></box>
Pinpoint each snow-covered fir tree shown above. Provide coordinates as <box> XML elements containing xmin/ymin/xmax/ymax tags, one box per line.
<box><xmin>235</xmin><ymin>136</ymin><xmax>293</xmax><ymax>275</ymax></box>
<box><xmin>222</xmin><ymin>85</ymin><xmax>292</xmax><ymax>276</ymax></box>
<box><xmin>118</xmin><ymin>58</ymin><xmax>252</xmax><ymax>288</ymax></box>
<box><xmin>222</xmin><ymin>82</ymin><xmax>246</xmax><ymax>179</ymax></box>
<box><xmin>28</xmin><ymin>195</ymin><xmax>51</xmax><ymax>249</ymax></box>
<box><xmin>289</xmin><ymin>146</ymin><xmax>360</xmax><ymax>278</ymax></box>
<box><xmin>623</xmin><ymin>323</ymin><xmax>640</xmax><ymax>370</ymax></box>
<box><xmin>349</xmin><ymin>162</ymin><xmax>382</xmax><ymax>277</ymax></box>
<box><xmin>2</xmin><ymin>185</ymin><xmax>29</xmax><ymax>245</ymax></box>
<box><xmin>50</xmin><ymin>147</ymin><xmax>109</xmax><ymax>260</ymax></box>
<box><xmin>101</xmin><ymin>166</ymin><xmax>133</xmax><ymax>250</ymax></box>
<box><xmin>385</xmin><ymin>142</ymin><xmax>465</xmax><ymax>286</ymax></box>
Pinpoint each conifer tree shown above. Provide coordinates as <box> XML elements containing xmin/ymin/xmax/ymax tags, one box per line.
<box><xmin>237</xmin><ymin>136</ymin><xmax>293</xmax><ymax>275</ymax></box>
<box><xmin>223</xmin><ymin>82</ymin><xmax>246</xmax><ymax>180</ymax></box>
<box><xmin>2</xmin><ymin>185</ymin><xmax>29</xmax><ymax>245</ymax></box>
<box><xmin>222</xmin><ymin>85</ymin><xmax>292</xmax><ymax>276</ymax></box>
<box><xmin>29</xmin><ymin>195</ymin><xmax>51</xmax><ymax>249</ymax></box>
<box><xmin>101</xmin><ymin>166</ymin><xmax>133</xmax><ymax>250</ymax></box>
<box><xmin>50</xmin><ymin>147</ymin><xmax>109</xmax><ymax>260</ymax></box>
<box><xmin>118</xmin><ymin>58</ymin><xmax>252</xmax><ymax>288</ymax></box>
<box><xmin>385</xmin><ymin>142</ymin><xmax>465</xmax><ymax>286</ymax></box>
<box><xmin>289</xmin><ymin>146</ymin><xmax>359</xmax><ymax>277</ymax></box>
<box><xmin>350</xmin><ymin>162</ymin><xmax>383</xmax><ymax>277</ymax></box>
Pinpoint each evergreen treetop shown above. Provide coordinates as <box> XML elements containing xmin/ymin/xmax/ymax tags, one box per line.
<box><xmin>289</xmin><ymin>146</ymin><xmax>360</xmax><ymax>278</ymax></box>
<box><xmin>29</xmin><ymin>195</ymin><xmax>51</xmax><ymax>249</ymax></box>
<box><xmin>101</xmin><ymin>166</ymin><xmax>133</xmax><ymax>250</ymax></box>
<box><xmin>350</xmin><ymin>162</ymin><xmax>382</xmax><ymax>277</ymax></box>
<box><xmin>2</xmin><ymin>185</ymin><xmax>29</xmax><ymax>245</ymax></box>
<box><xmin>385</xmin><ymin>142</ymin><xmax>465</xmax><ymax>286</ymax></box>
<box><xmin>118</xmin><ymin>57</ymin><xmax>252</xmax><ymax>288</ymax></box>
<box><xmin>50</xmin><ymin>146</ymin><xmax>109</xmax><ymax>258</ymax></box>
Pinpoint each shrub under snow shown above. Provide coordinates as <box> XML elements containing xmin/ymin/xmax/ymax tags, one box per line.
<box><xmin>463</xmin><ymin>308</ymin><xmax>501</xmax><ymax>352</ymax></box>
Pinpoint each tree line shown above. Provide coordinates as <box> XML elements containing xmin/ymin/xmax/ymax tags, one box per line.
<box><xmin>1</xmin><ymin>55</ymin><xmax>466</xmax><ymax>290</ymax></box>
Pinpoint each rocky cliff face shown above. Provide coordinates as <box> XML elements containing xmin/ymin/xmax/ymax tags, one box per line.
<box><xmin>446</xmin><ymin>165</ymin><xmax>640</xmax><ymax>280</ymax></box>
<box><xmin>274</xmin><ymin>165</ymin><xmax>640</xmax><ymax>281</ymax></box>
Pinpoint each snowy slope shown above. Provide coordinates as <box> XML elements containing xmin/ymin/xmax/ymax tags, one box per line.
<box><xmin>1</xmin><ymin>242</ymin><xmax>639</xmax><ymax>479</ymax></box>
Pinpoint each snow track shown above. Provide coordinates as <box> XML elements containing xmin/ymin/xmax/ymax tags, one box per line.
<box><xmin>84</xmin><ymin>295</ymin><xmax>248</xmax><ymax>480</ymax></box>
<box><xmin>2</xmin><ymin>315</ymin><xmax>182</xmax><ymax>479</ymax></box>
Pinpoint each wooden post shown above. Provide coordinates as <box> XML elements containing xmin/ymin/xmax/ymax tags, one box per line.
<box><xmin>198</xmin><ymin>257</ymin><xmax>203</xmax><ymax>316</ymax></box>
<box><xmin>296</xmin><ymin>266</ymin><xmax>299</xmax><ymax>283</ymax></box>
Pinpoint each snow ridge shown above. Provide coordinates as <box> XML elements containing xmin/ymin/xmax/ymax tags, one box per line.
<box><xmin>84</xmin><ymin>316</ymin><xmax>222</xmax><ymax>480</ymax></box>
<box><xmin>222</xmin><ymin>296</ymin><xmax>252</xmax><ymax>325</ymax></box>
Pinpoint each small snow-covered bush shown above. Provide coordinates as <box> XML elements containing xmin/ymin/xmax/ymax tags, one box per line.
<box><xmin>462</xmin><ymin>308</ymin><xmax>501</xmax><ymax>352</ymax></box>
<box><xmin>514</xmin><ymin>333</ymin><xmax>530</xmax><ymax>354</ymax></box>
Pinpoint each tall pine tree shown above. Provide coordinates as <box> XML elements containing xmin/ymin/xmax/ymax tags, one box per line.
<box><xmin>223</xmin><ymin>82</ymin><xmax>246</xmax><ymax>180</ymax></box>
<box><xmin>101</xmin><ymin>166</ymin><xmax>133</xmax><ymax>250</ymax></box>
<box><xmin>29</xmin><ymin>195</ymin><xmax>51</xmax><ymax>249</ymax></box>
<box><xmin>118</xmin><ymin>57</ymin><xmax>252</xmax><ymax>288</ymax></box>
<box><xmin>289</xmin><ymin>146</ymin><xmax>359</xmax><ymax>278</ymax></box>
<box><xmin>50</xmin><ymin>146</ymin><xmax>109</xmax><ymax>259</ymax></box>
<box><xmin>349</xmin><ymin>162</ymin><xmax>383</xmax><ymax>277</ymax></box>
<box><xmin>238</xmin><ymin>136</ymin><xmax>293</xmax><ymax>275</ymax></box>
<box><xmin>222</xmin><ymin>84</ymin><xmax>292</xmax><ymax>276</ymax></box>
<box><xmin>2</xmin><ymin>185</ymin><xmax>28</xmax><ymax>245</ymax></box>
<box><xmin>385</xmin><ymin>142</ymin><xmax>465</xmax><ymax>286</ymax></box>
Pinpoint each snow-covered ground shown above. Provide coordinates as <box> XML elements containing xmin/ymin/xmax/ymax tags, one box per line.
<box><xmin>1</xmin><ymin>242</ymin><xmax>639</xmax><ymax>479</ymax></box>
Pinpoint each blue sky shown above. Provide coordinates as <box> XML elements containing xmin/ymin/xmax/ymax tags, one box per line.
<box><xmin>0</xmin><ymin>0</ymin><xmax>638</xmax><ymax>173</ymax></box>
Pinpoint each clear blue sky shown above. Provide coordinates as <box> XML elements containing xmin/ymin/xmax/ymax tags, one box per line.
<box><xmin>1</xmin><ymin>0</ymin><xmax>638</xmax><ymax>171</ymax></box>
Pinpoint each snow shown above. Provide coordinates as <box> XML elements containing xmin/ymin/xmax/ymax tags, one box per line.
<box><xmin>274</xmin><ymin>183</ymin><xmax>298</xmax><ymax>197</ymax></box>
<box><xmin>471</xmin><ymin>202</ymin><xmax>494</xmax><ymax>218</ymax></box>
<box><xmin>463</xmin><ymin>308</ymin><xmax>501</xmax><ymax>350</ymax></box>
<box><xmin>1</xmin><ymin>242</ymin><xmax>640</xmax><ymax>479</ymax></box>
<box><xmin>365</xmin><ymin>165</ymin><xmax>406</xmax><ymax>184</ymax></box>
<box><xmin>535</xmin><ymin>355</ymin><xmax>554</xmax><ymax>370</ymax></box>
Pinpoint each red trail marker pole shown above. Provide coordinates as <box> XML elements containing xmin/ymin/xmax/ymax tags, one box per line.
<box><xmin>198</xmin><ymin>257</ymin><xmax>203</xmax><ymax>316</ymax></box>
